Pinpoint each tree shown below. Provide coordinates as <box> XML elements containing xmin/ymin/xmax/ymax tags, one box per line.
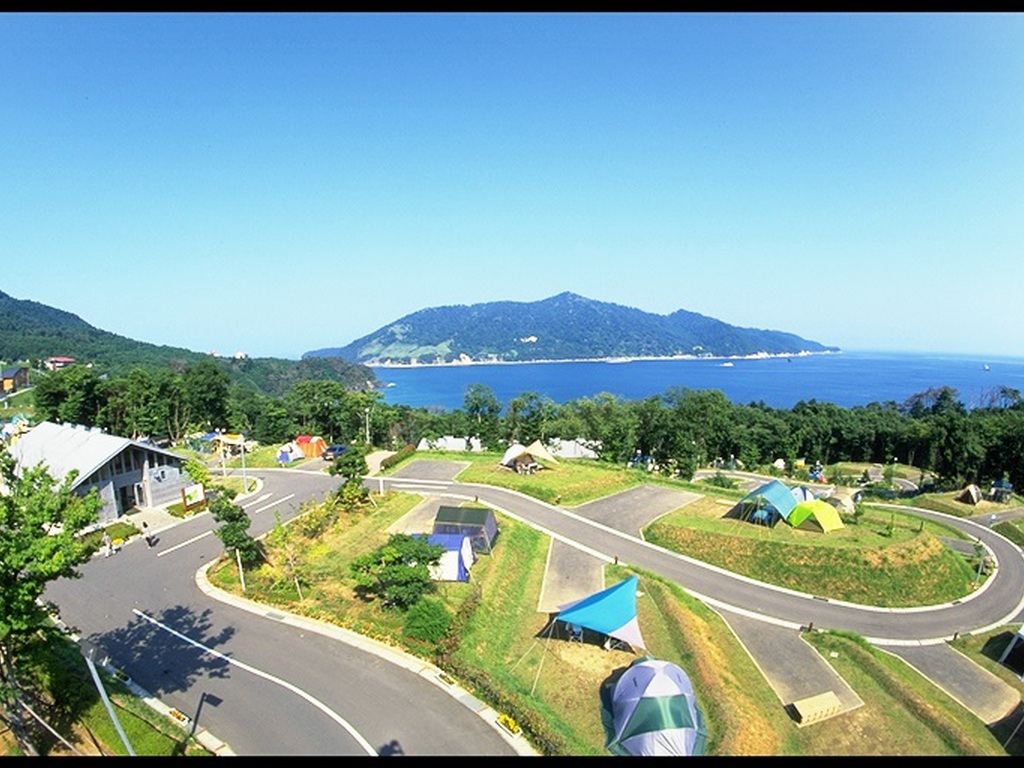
<box><xmin>0</xmin><ymin>445</ymin><xmax>102</xmax><ymax>755</ymax></box>
<box><xmin>328</xmin><ymin>446</ymin><xmax>369</xmax><ymax>509</ymax></box>
<box><xmin>463</xmin><ymin>384</ymin><xmax>502</xmax><ymax>447</ymax></box>
<box><xmin>349</xmin><ymin>534</ymin><xmax>445</xmax><ymax>609</ymax></box>
<box><xmin>209</xmin><ymin>488</ymin><xmax>261</xmax><ymax>567</ymax></box>
<box><xmin>183</xmin><ymin>359</ymin><xmax>231</xmax><ymax>431</ymax></box>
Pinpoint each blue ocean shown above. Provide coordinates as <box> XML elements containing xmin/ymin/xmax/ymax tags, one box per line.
<box><xmin>372</xmin><ymin>351</ymin><xmax>1024</xmax><ymax>412</ymax></box>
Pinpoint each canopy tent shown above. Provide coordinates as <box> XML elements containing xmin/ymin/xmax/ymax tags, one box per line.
<box><xmin>416</xmin><ymin>533</ymin><xmax>474</xmax><ymax>582</ymax></box>
<box><xmin>555</xmin><ymin>575</ymin><xmax>646</xmax><ymax>651</ymax></box>
<box><xmin>737</xmin><ymin>480</ymin><xmax>797</xmax><ymax>526</ymax></box>
<box><xmin>524</xmin><ymin>439</ymin><xmax>559</xmax><ymax>466</ymax></box>
<box><xmin>791</xmin><ymin>486</ymin><xmax>817</xmax><ymax>503</ymax></box>
<box><xmin>500</xmin><ymin>441</ymin><xmax>558</xmax><ymax>473</ymax></box>
<box><xmin>602</xmin><ymin>657</ymin><xmax>706</xmax><ymax>757</ymax></box>
<box><xmin>788</xmin><ymin>499</ymin><xmax>845</xmax><ymax>533</ymax></box>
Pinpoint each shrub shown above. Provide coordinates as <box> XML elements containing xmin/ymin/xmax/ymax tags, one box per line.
<box><xmin>380</xmin><ymin>444</ymin><xmax>417</xmax><ymax>471</ymax></box>
<box><xmin>404</xmin><ymin>598</ymin><xmax>453</xmax><ymax>643</ymax></box>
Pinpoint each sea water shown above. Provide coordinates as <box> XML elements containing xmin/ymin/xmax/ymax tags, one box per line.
<box><xmin>372</xmin><ymin>350</ymin><xmax>1024</xmax><ymax>412</ymax></box>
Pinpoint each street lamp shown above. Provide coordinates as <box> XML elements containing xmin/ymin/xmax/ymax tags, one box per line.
<box><xmin>240</xmin><ymin>434</ymin><xmax>247</xmax><ymax>494</ymax></box>
<box><xmin>364</xmin><ymin>407</ymin><xmax>370</xmax><ymax>446</ymax></box>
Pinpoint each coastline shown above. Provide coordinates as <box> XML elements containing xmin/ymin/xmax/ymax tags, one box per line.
<box><xmin>368</xmin><ymin>349</ymin><xmax>841</xmax><ymax>370</ymax></box>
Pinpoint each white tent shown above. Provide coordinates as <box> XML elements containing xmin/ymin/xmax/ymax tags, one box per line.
<box><xmin>500</xmin><ymin>443</ymin><xmax>529</xmax><ymax>467</ymax></box>
<box><xmin>276</xmin><ymin>442</ymin><xmax>305</xmax><ymax>463</ymax></box>
<box><xmin>423</xmin><ymin>533</ymin><xmax>475</xmax><ymax>582</ymax></box>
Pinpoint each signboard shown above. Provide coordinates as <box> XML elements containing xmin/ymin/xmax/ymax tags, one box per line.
<box><xmin>182</xmin><ymin>483</ymin><xmax>206</xmax><ymax>512</ymax></box>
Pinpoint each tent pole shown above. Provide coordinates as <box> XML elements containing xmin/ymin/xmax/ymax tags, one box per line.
<box><xmin>510</xmin><ymin>617</ymin><xmax>553</xmax><ymax>674</ymax></box>
<box><xmin>530</xmin><ymin>620</ymin><xmax>557</xmax><ymax>697</ymax></box>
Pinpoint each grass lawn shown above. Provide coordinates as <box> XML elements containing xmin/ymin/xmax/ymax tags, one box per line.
<box><xmin>3</xmin><ymin>631</ymin><xmax>212</xmax><ymax>756</ymax></box>
<box><xmin>205</xmin><ymin>482</ymin><xmax>1011</xmax><ymax>756</ymax></box>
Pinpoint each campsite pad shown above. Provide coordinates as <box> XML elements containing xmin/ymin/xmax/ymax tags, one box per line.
<box><xmin>714</xmin><ymin>607</ymin><xmax>863</xmax><ymax>720</ymax></box>
<box><xmin>537</xmin><ymin>539</ymin><xmax>606</xmax><ymax>614</ymax></box>
<box><xmin>388</xmin><ymin>459</ymin><xmax>470</xmax><ymax>481</ymax></box>
<box><xmin>387</xmin><ymin>494</ymin><xmax>466</xmax><ymax>536</ymax></box>
<box><xmin>885</xmin><ymin>643</ymin><xmax>1021</xmax><ymax>724</ymax></box>
<box><xmin>570</xmin><ymin>486</ymin><xmax>701</xmax><ymax>536</ymax></box>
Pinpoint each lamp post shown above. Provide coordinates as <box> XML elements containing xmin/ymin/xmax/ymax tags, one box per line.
<box><xmin>240</xmin><ymin>435</ymin><xmax>247</xmax><ymax>494</ymax></box>
<box><xmin>364</xmin><ymin>407</ymin><xmax>370</xmax><ymax>446</ymax></box>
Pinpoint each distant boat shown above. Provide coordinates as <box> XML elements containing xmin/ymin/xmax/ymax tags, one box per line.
<box><xmin>983</xmin><ymin>364</ymin><xmax>991</xmax><ymax>371</ymax></box>
<box><xmin>720</xmin><ymin>362</ymin><xmax>734</xmax><ymax>367</ymax></box>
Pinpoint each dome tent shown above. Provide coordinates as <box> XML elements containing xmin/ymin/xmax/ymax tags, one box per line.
<box><xmin>601</xmin><ymin>657</ymin><xmax>706</xmax><ymax>756</ymax></box>
<box><xmin>789</xmin><ymin>499</ymin><xmax>845</xmax><ymax>533</ymax></box>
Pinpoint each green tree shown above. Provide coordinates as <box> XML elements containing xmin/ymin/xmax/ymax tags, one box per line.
<box><xmin>0</xmin><ymin>446</ymin><xmax>102</xmax><ymax>755</ymax></box>
<box><xmin>349</xmin><ymin>534</ymin><xmax>444</xmax><ymax>609</ymax></box>
<box><xmin>31</xmin><ymin>365</ymin><xmax>103</xmax><ymax>426</ymax></box>
<box><xmin>463</xmin><ymin>383</ymin><xmax>502</xmax><ymax>448</ymax></box>
<box><xmin>184</xmin><ymin>359</ymin><xmax>231</xmax><ymax>431</ymax></box>
<box><xmin>209</xmin><ymin>488</ymin><xmax>261</xmax><ymax>567</ymax></box>
<box><xmin>183</xmin><ymin>457</ymin><xmax>211</xmax><ymax>487</ymax></box>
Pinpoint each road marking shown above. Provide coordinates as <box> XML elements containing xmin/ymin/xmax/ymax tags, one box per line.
<box><xmin>132</xmin><ymin>609</ymin><xmax>377</xmax><ymax>756</ymax></box>
<box><xmin>254</xmin><ymin>494</ymin><xmax>295</xmax><ymax>514</ymax></box>
<box><xmin>158</xmin><ymin>530</ymin><xmax>213</xmax><ymax>557</ymax></box>
<box><xmin>243</xmin><ymin>493</ymin><xmax>272</xmax><ymax>507</ymax></box>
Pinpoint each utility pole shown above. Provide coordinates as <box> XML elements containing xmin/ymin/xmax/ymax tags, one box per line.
<box><xmin>364</xmin><ymin>407</ymin><xmax>370</xmax><ymax>446</ymax></box>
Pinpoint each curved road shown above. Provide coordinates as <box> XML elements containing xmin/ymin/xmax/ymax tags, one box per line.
<box><xmin>377</xmin><ymin>473</ymin><xmax>1024</xmax><ymax>645</ymax></box>
<box><xmin>45</xmin><ymin>464</ymin><xmax>1024</xmax><ymax>755</ymax></box>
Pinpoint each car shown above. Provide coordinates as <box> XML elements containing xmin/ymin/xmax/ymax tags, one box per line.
<box><xmin>322</xmin><ymin>444</ymin><xmax>348</xmax><ymax>461</ymax></box>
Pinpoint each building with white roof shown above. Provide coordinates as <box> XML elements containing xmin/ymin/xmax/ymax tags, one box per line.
<box><xmin>10</xmin><ymin>421</ymin><xmax>188</xmax><ymax>524</ymax></box>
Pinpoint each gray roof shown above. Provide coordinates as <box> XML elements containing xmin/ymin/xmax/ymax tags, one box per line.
<box><xmin>11</xmin><ymin>421</ymin><xmax>181</xmax><ymax>489</ymax></box>
<box><xmin>1</xmin><ymin>365</ymin><xmax>26</xmax><ymax>378</ymax></box>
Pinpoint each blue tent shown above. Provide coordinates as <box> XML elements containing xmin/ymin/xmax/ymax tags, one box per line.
<box><xmin>739</xmin><ymin>480</ymin><xmax>797</xmax><ymax>526</ymax></box>
<box><xmin>556</xmin><ymin>576</ymin><xmax>646</xmax><ymax>650</ymax></box>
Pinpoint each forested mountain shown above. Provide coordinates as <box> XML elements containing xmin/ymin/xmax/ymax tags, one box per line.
<box><xmin>304</xmin><ymin>292</ymin><xmax>839</xmax><ymax>365</ymax></box>
<box><xmin>0</xmin><ymin>289</ymin><xmax>375</xmax><ymax>396</ymax></box>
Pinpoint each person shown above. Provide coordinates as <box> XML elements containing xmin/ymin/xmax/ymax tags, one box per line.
<box><xmin>102</xmin><ymin>531</ymin><xmax>112</xmax><ymax>557</ymax></box>
<box><xmin>143</xmin><ymin>521</ymin><xmax>154</xmax><ymax>548</ymax></box>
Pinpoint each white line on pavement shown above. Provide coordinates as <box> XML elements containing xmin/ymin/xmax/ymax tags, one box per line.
<box><xmin>254</xmin><ymin>494</ymin><xmax>295</xmax><ymax>514</ymax></box>
<box><xmin>158</xmin><ymin>531</ymin><xmax>213</xmax><ymax>557</ymax></box>
<box><xmin>131</xmin><ymin>609</ymin><xmax>377</xmax><ymax>756</ymax></box>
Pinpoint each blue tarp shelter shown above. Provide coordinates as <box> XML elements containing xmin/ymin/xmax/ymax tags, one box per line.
<box><xmin>556</xmin><ymin>575</ymin><xmax>646</xmax><ymax>651</ymax></box>
<box><xmin>738</xmin><ymin>480</ymin><xmax>797</xmax><ymax>526</ymax></box>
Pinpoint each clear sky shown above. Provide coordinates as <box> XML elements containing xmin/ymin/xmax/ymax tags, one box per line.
<box><xmin>2</xmin><ymin>12</ymin><xmax>1022</xmax><ymax>360</ymax></box>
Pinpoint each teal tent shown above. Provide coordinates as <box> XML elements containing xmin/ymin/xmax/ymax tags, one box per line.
<box><xmin>738</xmin><ymin>480</ymin><xmax>797</xmax><ymax>526</ymax></box>
<box><xmin>556</xmin><ymin>575</ymin><xmax>646</xmax><ymax>651</ymax></box>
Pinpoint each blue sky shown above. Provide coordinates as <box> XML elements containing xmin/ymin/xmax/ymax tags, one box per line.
<box><xmin>2</xmin><ymin>12</ymin><xmax>1022</xmax><ymax>360</ymax></box>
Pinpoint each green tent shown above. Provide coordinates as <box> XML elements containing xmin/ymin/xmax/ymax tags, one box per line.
<box><xmin>788</xmin><ymin>499</ymin><xmax>844</xmax><ymax>533</ymax></box>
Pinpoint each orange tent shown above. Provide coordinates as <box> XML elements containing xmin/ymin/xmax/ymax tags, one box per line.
<box><xmin>296</xmin><ymin>435</ymin><xmax>327</xmax><ymax>458</ymax></box>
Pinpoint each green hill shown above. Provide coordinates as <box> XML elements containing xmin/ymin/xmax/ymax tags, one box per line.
<box><xmin>304</xmin><ymin>291</ymin><xmax>839</xmax><ymax>365</ymax></box>
<box><xmin>0</xmin><ymin>289</ymin><xmax>375</xmax><ymax>397</ymax></box>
